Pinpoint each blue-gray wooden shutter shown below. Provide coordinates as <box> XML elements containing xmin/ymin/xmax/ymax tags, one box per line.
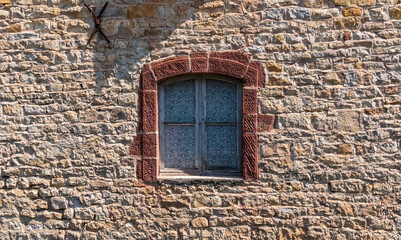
<box><xmin>161</xmin><ymin>79</ymin><xmax>197</xmax><ymax>169</ymax></box>
<box><xmin>205</xmin><ymin>78</ymin><xmax>239</xmax><ymax>170</ymax></box>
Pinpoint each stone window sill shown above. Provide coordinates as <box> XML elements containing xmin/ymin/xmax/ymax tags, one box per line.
<box><xmin>157</xmin><ymin>175</ymin><xmax>244</xmax><ymax>183</ymax></box>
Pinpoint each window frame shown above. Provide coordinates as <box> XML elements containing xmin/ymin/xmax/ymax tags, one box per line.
<box><xmin>158</xmin><ymin>74</ymin><xmax>242</xmax><ymax>177</ymax></box>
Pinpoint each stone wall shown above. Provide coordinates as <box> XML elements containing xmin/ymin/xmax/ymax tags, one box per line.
<box><xmin>0</xmin><ymin>0</ymin><xmax>400</xmax><ymax>239</ymax></box>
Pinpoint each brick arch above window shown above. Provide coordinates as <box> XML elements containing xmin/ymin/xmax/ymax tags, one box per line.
<box><xmin>130</xmin><ymin>51</ymin><xmax>275</xmax><ymax>182</ymax></box>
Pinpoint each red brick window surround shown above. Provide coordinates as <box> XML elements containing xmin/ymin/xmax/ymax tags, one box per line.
<box><xmin>130</xmin><ymin>51</ymin><xmax>275</xmax><ymax>182</ymax></box>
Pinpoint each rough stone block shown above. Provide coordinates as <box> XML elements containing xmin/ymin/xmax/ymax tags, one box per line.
<box><xmin>389</xmin><ymin>7</ymin><xmax>401</xmax><ymax>20</ymax></box>
<box><xmin>334</xmin><ymin>17</ymin><xmax>361</xmax><ymax>29</ymax></box>
<box><xmin>334</xmin><ymin>0</ymin><xmax>376</xmax><ymax>6</ymax></box>
<box><xmin>126</xmin><ymin>4</ymin><xmax>157</xmax><ymax>18</ymax></box>
<box><xmin>265</xmin><ymin>62</ymin><xmax>282</xmax><ymax>73</ymax></box>
<box><xmin>264</xmin><ymin>9</ymin><xmax>284</xmax><ymax>20</ymax></box>
<box><xmin>329</xmin><ymin>180</ymin><xmax>365</xmax><ymax>193</ymax></box>
<box><xmin>161</xmin><ymin>196</ymin><xmax>190</xmax><ymax>209</ymax></box>
<box><xmin>50</xmin><ymin>197</ymin><xmax>68</xmax><ymax>210</ymax></box>
<box><xmin>324</xmin><ymin>72</ymin><xmax>344</xmax><ymax>85</ymax></box>
<box><xmin>337</xmin><ymin>111</ymin><xmax>360</xmax><ymax>132</ymax></box>
<box><xmin>192</xmin><ymin>217</ymin><xmax>208</xmax><ymax>228</ymax></box>
<box><xmin>267</xmin><ymin>75</ymin><xmax>292</xmax><ymax>86</ymax></box>
<box><xmin>257</xmin><ymin>115</ymin><xmax>275</xmax><ymax>132</ymax></box>
<box><xmin>287</xmin><ymin>8</ymin><xmax>311</xmax><ymax>20</ymax></box>
<box><xmin>343</xmin><ymin>8</ymin><xmax>363</xmax><ymax>16</ymax></box>
<box><xmin>108</xmin><ymin>206</ymin><xmax>125</xmax><ymax>221</ymax></box>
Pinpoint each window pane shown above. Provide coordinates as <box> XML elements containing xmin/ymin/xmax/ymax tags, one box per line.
<box><xmin>164</xmin><ymin>125</ymin><xmax>196</xmax><ymax>169</ymax></box>
<box><xmin>164</xmin><ymin>80</ymin><xmax>196</xmax><ymax>123</ymax></box>
<box><xmin>206</xmin><ymin>79</ymin><xmax>237</xmax><ymax>123</ymax></box>
<box><xmin>206</xmin><ymin>125</ymin><xmax>238</xmax><ymax>169</ymax></box>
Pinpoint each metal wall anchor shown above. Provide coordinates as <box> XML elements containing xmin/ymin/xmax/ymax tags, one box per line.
<box><xmin>84</xmin><ymin>2</ymin><xmax>110</xmax><ymax>45</ymax></box>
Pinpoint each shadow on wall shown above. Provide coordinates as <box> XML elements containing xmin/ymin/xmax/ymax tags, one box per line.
<box><xmin>83</xmin><ymin>0</ymin><xmax>263</xmax><ymax>178</ymax></box>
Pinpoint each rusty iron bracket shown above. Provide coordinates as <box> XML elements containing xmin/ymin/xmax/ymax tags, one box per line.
<box><xmin>84</xmin><ymin>2</ymin><xmax>110</xmax><ymax>45</ymax></box>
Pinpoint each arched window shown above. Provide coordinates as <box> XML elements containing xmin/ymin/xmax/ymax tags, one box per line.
<box><xmin>158</xmin><ymin>75</ymin><xmax>242</xmax><ymax>177</ymax></box>
<box><xmin>131</xmin><ymin>52</ymin><xmax>275</xmax><ymax>182</ymax></box>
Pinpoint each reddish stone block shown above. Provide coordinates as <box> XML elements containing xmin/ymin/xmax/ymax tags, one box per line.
<box><xmin>242</xmin><ymin>89</ymin><xmax>258</xmax><ymax>114</ymax></box>
<box><xmin>130</xmin><ymin>135</ymin><xmax>142</xmax><ymax>156</ymax></box>
<box><xmin>143</xmin><ymin>159</ymin><xmax>157</xmax><ymax>182</ymax></box>
<box><xmin>152</xmin><ymin>57</ymin><xmax>190</xmax><ymax>81</ymax></box>
<box><xmin>141</xmin><ymin>64</ymin><xmax>156</xmax><ymax>90</ymax></box>
<box><xmin>242</xmin><ymin>133</ymin><xmax>258</xmax><ymax>180</ymax></box>
<box><xmin>137</xmin><ymin>160</ymin><xmax>143</xmax><ymax>180</ymax></box>
<box><xmin>190</xmin><ymin>52</ymin><xmax>208</xmax><ymax>58</ymax></box>
<box><xmin>251</xmin><ymin>62</ymin><xmax>266</xmax><ymax>88</ymax></box>
<box><xmin>257</xmin><ymin>114</ymin><xmax>275</xmax><ymax>132</ymax></box>
<box><xmin>210</xmin><ymin>51</ymin><xmax>251</xmax><ymax>65</ymax></box>
<box><xmin>142</xmin><ymin>134</ymin><xmax>157</xmax><ymax>158</ymax></box>
<box><xmin>209</xmin><ymin>58</ymin><xmax>248</xmax><ymax>79</ymax></box>
<box><xmin>191</xmin><ymin>58</ymin><xmax>208</xmax><ymax>73</ymax></box>
<box><xmin>243</xmin><ymin>65</ymin><xmax>258</xmax><ymax>87</ymax></box>
<box><xmin>142</xmin><ymin>91</ymin><xmax>157</xmax><ymax>132</ymax></box>
<box><xmin>243</xmin><ymin>114</ymin><xmax>257</xmax><ymax>133</ymax></box>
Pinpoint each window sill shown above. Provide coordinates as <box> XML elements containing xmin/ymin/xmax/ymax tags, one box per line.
<box><xmin>157</xmin><ymin>175</ymin><xmax>244</xmax><ymax>183</ymax></box>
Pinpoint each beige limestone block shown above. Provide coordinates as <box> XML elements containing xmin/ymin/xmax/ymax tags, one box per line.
<box><xmin>265</xmin><ymin>62</ymin><xmax>282</xmax><ymax>72</ymax></box>
<box><xmin>337</xmin><ymin>111</ymin><xmax>360</xmax><ymax>132</ymax></box>
<box><xmin>324</xmin><ymin>72</ymin><xmax>344</xmax><ymax>85</ymax></box>
<box><xmin>126</xmin><ymin>4</ymin><xmax>157</xmax><ymax>19</ymax></box>
<box><xmin>192</xmin><ymin>217</ymin><xmax>208</xmax><ymax>228</ymax></box>
<box><xmin>389</xmin><ymin>7</ymin><xmax>401</xmax><ymax>20</ymax></box>
<box><xmin>334</xmin><ymin>0</ymin><xmax>376</xmax><ymax>6</ymax></box>
<box><xmin>343</xmin><ymin>8</ymin><xmax>363</xmax><ymax>16</ymax></box>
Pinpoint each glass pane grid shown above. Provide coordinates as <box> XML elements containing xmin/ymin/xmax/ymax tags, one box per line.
<box><xmin>160</xmin><ymin>75</ymin><xmax>241</xmax><ymax>174</ymax></box>
<box><xmin>164</xmin><ymin>125</ymin><xmax>196</xmax><ymax>169</ymax></box>
<box><xmin>164</xmin><ymin>80</ymin><xmax>196</xmax><ymax>123</ymax></box>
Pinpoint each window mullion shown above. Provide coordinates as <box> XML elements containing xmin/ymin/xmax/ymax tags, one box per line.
<box><xmin>200</xmin><ymin>75</ymin><xmax>207</xmax><ymax>172</ymax></box>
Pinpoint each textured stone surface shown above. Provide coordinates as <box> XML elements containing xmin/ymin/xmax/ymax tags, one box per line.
<box><xmin>0</xmin><ymin>0</ymin><xmax>400</xmax><ymax>239</ymax></box>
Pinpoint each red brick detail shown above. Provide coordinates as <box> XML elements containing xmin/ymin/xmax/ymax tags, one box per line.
<box><xmin>143</xmin><ymin>159</ymin><xmax>157</xmax><ymax>182</ymax></box>
<box><xmin>191</xmin><ymin>57</ymin><xmax>208</xmax><ymax>73</ymax></box>
<box><xmin>243</xmin><ymin>114</ymin><xmax>257</xmax><ymax>133</ymax></box>
<box><xmin>141</xmin><ymin>64</ymin><xmax>156</xmax><ymax>90</ymax></box>
<box><xmin>251</xmin><ymin>62</ymin><xmax>266</xmax><ymax>88</ymax></box>
<box><xmin>142</xmin><ymin>91</ymin><xmax>157</xmax><ymax>132</ymax></box>
<box><xmin>209</xmin><ymin>58</ymin><xmax>248</xmax><ymax>79</ymax></box>
<box><xmin>243</xmin><ymin>65</ymin><xmax>258</xmax><ymax>87</ymax></box>
<box><xmin>151</xmin><ymin>57</ymin><xmax>190</xmax><ymax>81</ymax></box>
<box><xmin>190</xmin><ymin>52</ymin><xmax>208</xmax><ymax>58</ymax></box>
<box><xmin>243</xmin><ymin>89</ymin><xmax>258</xmax><ymax>114</ymax></box>
<box><xmin>130</xmin><ymin>135</ymin><xmax>142</xmax><ymax>156</ymax></box>
<box><xmin>137</xmin><ymin>160</ymin><xmax>143</xmax><ymax>180</ymax></box>
<box><xmin>210</xmin><ymin>51</ymin><xmax>251</xmax><ymax>65</ymax></box>
<box><xmin>242</xmin><ymin>133</ymin><xmax>258</xmax><ymax>180</ymax></box>
<box><xmin>257</xmin><ymin>115</ymin><xmax>275</xmax><ymax>132</ymax></box>
<box><xmin>142</xmin><ymin>134</ymin><xmax>157</xmax><ymax>158</ymax></box>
